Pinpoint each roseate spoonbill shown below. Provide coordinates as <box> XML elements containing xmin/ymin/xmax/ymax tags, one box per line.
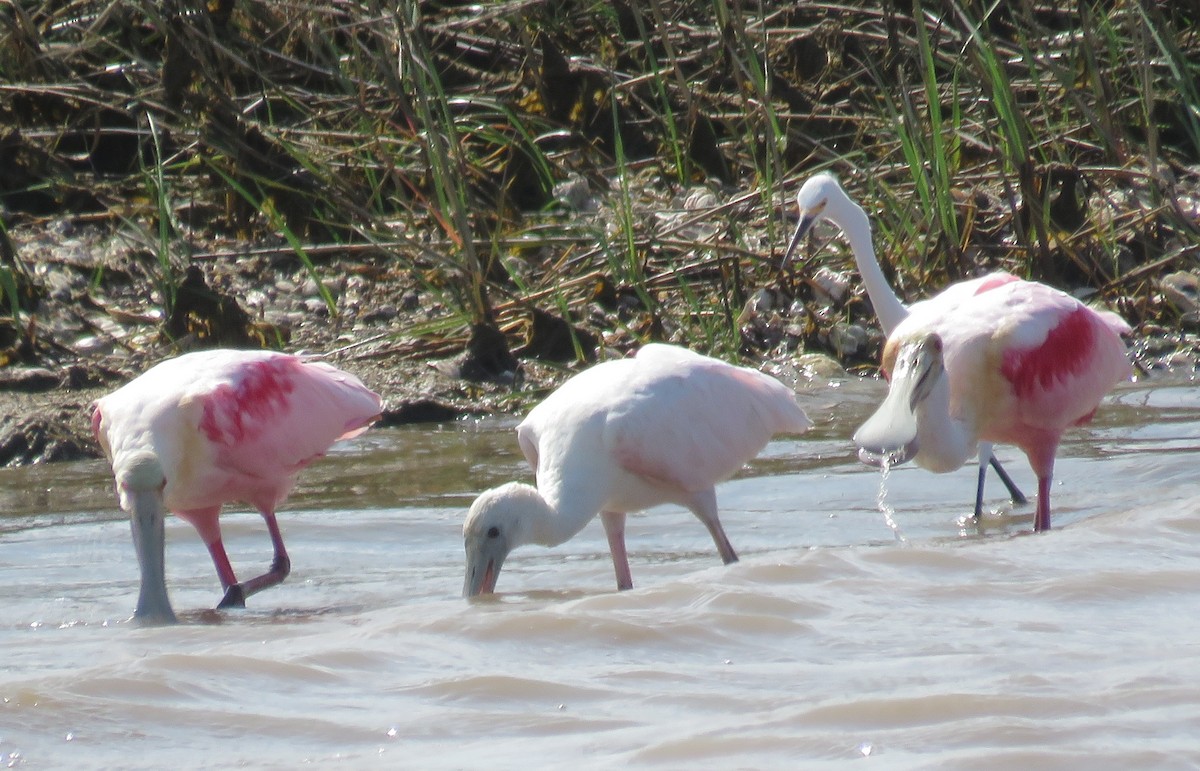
<box><xmin>462</xmin><ymin>343</ymin><xmax>812</xmax><ymax>596</ymax></box>
<box><xmin>93</xmin><ymin>349</ymin><xmax>382</xmax><ymax>624</ymax></box>
<box><xmin>781</xmin><ymin>172</ymin><xmax>1028</xmax><ymax>516</ymax></box>
<box><xmin>854</xmin><ymin>281</ymin><xmax>1130</xmax><ymax>532</ymax></box>
<box><xmin>783</xmin><ymin>173</ymin><xmax>1131</xmax><ymax>531</ymax></box>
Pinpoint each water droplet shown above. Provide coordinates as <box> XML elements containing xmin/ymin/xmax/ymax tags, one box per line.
<box><xmin>876</xmin><ymin>461</ymin><xmax>907</xmax><ymax>544</ymax></box>
<box><xmin>858</xmin><ymin>741</ymin><xmax>873</xmax><ymax>757</ymax></box>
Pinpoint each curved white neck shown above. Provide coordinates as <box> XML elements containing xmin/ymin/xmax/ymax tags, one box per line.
<box><xmin>840</xmin><ymin>204</ymin><xmax>908</xmax><ymax>335</ymax></box>
<box><xmin>512</xmin><ymin>483</ymin><xmax>592</xmax><ymax>549</ymax></box>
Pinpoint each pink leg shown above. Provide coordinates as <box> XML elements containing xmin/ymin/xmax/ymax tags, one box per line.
<box><xmin>217</xmin><ymin>509</ymin><xmax>292</xmax><ymax>609</ymax></box>
<box><xmin>204</xmin><ymin>539</ymin><xmax>239</xmax><ymax>590</ymax></box>
<box><xmin>176</xmin><ymin>507</ymin><xmax>240</xmax><ymax>591</ymax></box>
<box><xmin>1025</xmin><ymin>442</ymin><xmax>1058</xmax><ymax>534</ymax></box>
<box><xmin>1033</xmin><ymin>475</ymin><xmax>1052</xmax><ymax>533</ymax></box>
<box><xmin>600</xmin><ymin>511</ymin><xmax>633</xmax><ymax>591</ymax></box>
<box><xmin>688</xmin><ymin>489</ymin><xmax>738</xmax><ymax>564</ymax></box>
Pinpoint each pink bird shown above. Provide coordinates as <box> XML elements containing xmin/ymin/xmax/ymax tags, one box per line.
<box><xmin>462</xmin><ymin>343</ymin><xmax>812</xmax><ymax>596</ymax></box>
<box><xmin>93</xmin><ymin>349</ymin><xmax>382</xmax><ymax>624</ymax></box>
<box><xmin>783</xmin><ymin>173</ymin><xmax>1131</xmax><ymax>531</ymax></box>
<box><xmin>783</xmin><ymin>172</ymin><xmax>1029</xmax><ymax>515</ymax></box>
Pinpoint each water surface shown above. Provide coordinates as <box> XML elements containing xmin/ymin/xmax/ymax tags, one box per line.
<box><xmin>2</xmin><ymin>375</ymin><xmax>1198</xmax><ymax>769</ymax></box>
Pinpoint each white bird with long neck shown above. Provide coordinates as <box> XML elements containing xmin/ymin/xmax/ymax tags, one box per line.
<box><xmin>462</xmin><ymin>343</ymin><xmax>812</xmax><ymax>596</ymax></box>
<box><xmin>782</xmin><ymin>172</ymin><xmax>1028</xmax><ymax>515</ymax></box>
<box><xmin>93</xmin><ymin>349</ymin><xmax>382</xmax><ymax>624</ymax></box>
<box><xmin>782</xmin><ymin>173</ymin><xmax>1131</xmax><ymax>531</ymax></box>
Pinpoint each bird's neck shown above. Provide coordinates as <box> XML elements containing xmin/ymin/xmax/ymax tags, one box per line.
<box><xmin>528</xmin><ymin>474</ymin><xmax>610</xmax><ymax>548</ymax></box>
<box><xmin>843</xmin><ymin>206</ymin><xmax>908</xmax><ymax>335</ymax></box>
<box><xmin>913</xmin><ymin>377</ymin><xmax>977</xmax><ymax>474</ymax></box>
<box><xmin>511</xmin><ymin>482</ymin><xmax>591</xmax><ymax>549</ymax></box>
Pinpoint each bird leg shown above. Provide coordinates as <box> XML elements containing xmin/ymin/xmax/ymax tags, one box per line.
<box><xmin>688</xmin><ymin>490</ymin><xmax>738</xmax><ymax>565</ymax></box>
<box><xmin>204</xmin><ymin>539</ymin><xmax>240</xmax><ymax>594</ymax></box>
<box><xmin>217</xmin><ymin>510</ymin><xmax>292</xmax><ymax>609</ymax></box>
<box><xmin>972</xmin><ymin>444</ymin><xmax>1028</xmax><ymax>519</ymax></box>
<box><xmin>600</xmin><ymin>511</ymin><xmax>633</xmax><ymax>591</ymax></box>
<box><xmin>989</xmin><ymin>457</ymin><xmax>1028</xmax><ymax>506</ymax></box>
<box><xmin>181</xmin><ymin>509</ymin><xmax>242</xmax><ymax>605</ymax></box>
<box><xmin>1033</xmin><ymin>476</ymin><xmax>1052</xmax><ymax>533</ymax></box>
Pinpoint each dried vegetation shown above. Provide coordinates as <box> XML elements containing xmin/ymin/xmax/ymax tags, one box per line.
<box><xmin>0</xmin><ymin>0</ymin><xmax>1198</xmax><ymax>463</ymax></box>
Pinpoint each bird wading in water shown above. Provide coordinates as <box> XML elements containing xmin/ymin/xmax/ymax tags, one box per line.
<box><xmin>93</xmin><ymin>349</ymin><xmax>382</xmax><ymax>624</ymax></box>
<box><xmin>462</xmin><ymin>343</ymin><xmax>812</xmax><ymax>596</ymax></box>
<box><xmin>783</xmin><ymin>173</ymin><xmax>1130</xmax><ymax>531</ymax></box>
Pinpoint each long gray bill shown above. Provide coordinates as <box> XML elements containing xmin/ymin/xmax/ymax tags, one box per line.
<box><xmin>129</xmin><ymin>489</ymin><xmax>178</xmax><ymax>625</ymax></box>
<box><xmin>463</xmin><ymin>534</ymin><xmax>508</xmax><ymax>598</ymax></box>
<box><xmin>780</xmin><ymin>214</ymin><xmax>816</xmax><ymax>270</ymax></box>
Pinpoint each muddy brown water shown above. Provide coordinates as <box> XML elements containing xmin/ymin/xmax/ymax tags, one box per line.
<box><xmin>1</xmin><ymin>374</ymin><xmax>1198</xmax><ymax>768</ymax></box>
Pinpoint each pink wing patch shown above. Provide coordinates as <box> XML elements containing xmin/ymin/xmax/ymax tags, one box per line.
<box><xmin>198</xmin><ymin>357</ymin><xmax>298</xmax><ymax>446</ymax></box>
<box><xmin>973</xmin><ymin>273</ymin><xmax>1020</xmax><ymax>295</ymax></box>
<box><xmin>1000</xmin><ymin>305</ymin><xmax>1096</xmax><ymax>400</ymax></box>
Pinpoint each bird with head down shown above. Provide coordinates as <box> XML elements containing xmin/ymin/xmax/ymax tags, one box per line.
<box><xmin>463</xmin><ymin>343</ymin><xmax>812</xmax><ymax>596</ymax></box>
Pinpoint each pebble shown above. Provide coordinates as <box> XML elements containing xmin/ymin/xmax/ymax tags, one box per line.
<box><xmin>363</xmin><ymin>304</ymin><xmax>398</xmax><ymax>324</ymax></box>
<box><xmin>1160</xmin><ymin>270</ymin><xmax>1200</xmax><ymax>316</ymax></box>
<box><xmin>811</xmin><ymin>266</ymin><xmax>851</xmax><ymax>303</ymax></box>
<box><xmin>826</xmin><ymin>322</ymin><xmax>870</xmax><ymax>358</ymax></box>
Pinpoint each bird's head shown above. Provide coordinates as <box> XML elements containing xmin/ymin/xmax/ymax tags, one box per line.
<box><xmin>854</xmin><ymin>333</ymin><xmax>945</xmax><ymax>468</ymax></box>
<box><xmin>781</xmin><ymin>172</ymin><xmax>868</xmax><ymax>269</ymax></box>
<box><xmin>462</xmin><ymin>482</ymin><xmax>537</xmax><ymax>598</ymax></box>
<box><xmin>115</xmin><ymin>450</ymin><xmax>166</xmax><ymax>511</ymax></box>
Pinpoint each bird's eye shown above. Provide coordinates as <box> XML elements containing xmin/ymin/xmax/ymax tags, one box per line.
<box><xmin>486</xmin><ymin>526</ymin><xmax>500</xmax><ymax>538</ymax></box>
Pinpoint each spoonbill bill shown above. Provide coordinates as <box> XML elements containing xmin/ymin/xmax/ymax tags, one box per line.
<box><xmin>783</xmin><ymin>173</ymin><xmax>1130</xmax><ymax>531</ymax></box>
<box><xmin>93</xmin><ymin>349</ymin><xmax>382</xmax><ymax>624</ymax></box>
<box><xmin>462</xmin><ymin>343</ymin><xmax>811</xmax><ymax>596</ymax></box>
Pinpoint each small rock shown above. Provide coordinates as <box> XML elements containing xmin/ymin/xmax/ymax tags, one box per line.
<box><xmin>553</xmin><ymin>174</ymin><xmax>593</xmax><ymax>211</ymax></box>
<box><xmin>810</xmin><ymin>266</ymin><xmax>851</xmax><ymax>303</ymax></box>
<box><xmin>303</xmin><ymin>298</ymin><xmax>330</xmax><ymax>315</ymax></box>
<box><xmin>362</xmin><ymin>304</ymin><xmax>398</xmax><ymax>324</ymax></box>
<box><xmin>73</xmin><ymin>335</ymin><xmax>115</xmax><ymax>355</ymax></box>
<box><xmin>792</xmin><ymin>352</ymin><xmax>847</xmax><ymax>380</ymax></box>
<box><xmin>1161</xmin><ymin>270</ymin><xmax>1200</xmax><ymax>315</ymax></box>
<box><xmin>682</xmin><ymin>187</ymin><xmax>718</xmax><ymax>210</ymax></box>
<box><xmin>738</xmin><ymin>287</ymin><xmax>784</xmax><ymax>326</ymax></box>
<box><xmin>827</xmin><ymin>322</ymin><xmax>869</xmax><ymax>358</ymax></box>
<box><xmin>243</xmin><ymin>289</ymin><xmax>271</xmax><ymax>310</ymax></box>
